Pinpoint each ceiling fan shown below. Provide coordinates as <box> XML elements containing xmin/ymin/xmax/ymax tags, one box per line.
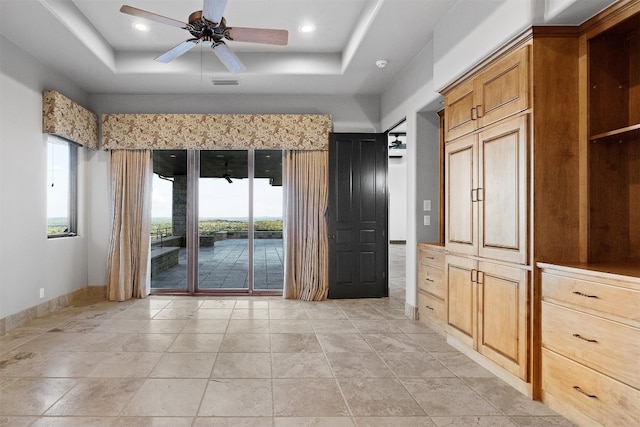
<box><xmin>120</xmin><ymin>0</ymin><xmax>288</xmax><ymax>73</ymax></box>
<box><xmin>389</xmin><ymin>133</ymin><xmax>406</xmax><ymax>149</ymax></box>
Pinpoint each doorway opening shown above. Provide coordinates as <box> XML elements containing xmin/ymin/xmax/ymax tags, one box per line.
<box><xmin>150</xmin><ymin>149</ymin><xmax>284</xmax><ymax>295</ymax></box>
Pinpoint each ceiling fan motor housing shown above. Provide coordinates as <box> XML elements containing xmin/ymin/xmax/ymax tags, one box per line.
<box><xmin>187</xmin><ymin>11</ymin><xmax>229</xmax><ymax>43</ymax></box>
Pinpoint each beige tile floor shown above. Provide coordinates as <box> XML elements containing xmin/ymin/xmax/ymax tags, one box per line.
<box><xmin>0</xmin><ymin>245</ymin><xmax>575</xmax><ymax>426</ymax></box>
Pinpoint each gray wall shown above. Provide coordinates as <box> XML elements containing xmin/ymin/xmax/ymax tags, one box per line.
<box><xmin>415</xmin><ymin>111</ymin><xmax>441</xmax><ymax>244</ymax></box>
<box><xmin>0</xmin><ymin>35</ymin><xmax>91</xmax><ymax>319</ymax></box>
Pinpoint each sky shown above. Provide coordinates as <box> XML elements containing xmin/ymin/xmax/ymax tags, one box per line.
<box><xmin>47</xmin><ymin>139</ymin><xmax>70</xmax><ymax>219</ymax></box>
<box><xmin>48</xmin><ymin>141</ymin><xmax>284</xmax><ymax>221</ymax></box>
<box><xmin>152</xmin><ymin>173</ymin><xmax>283</xmax><ymax>219</ymax></box>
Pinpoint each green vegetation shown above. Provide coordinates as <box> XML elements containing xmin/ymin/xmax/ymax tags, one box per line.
<box><xmin>47</xmin><ymin>217</ymin><xmax>69</xmax><ymax>235</ymax></box>
<box><xmin>151</xmin><ymin>217</ymin><xmax>282</xmax><ymax>239</ymax></box>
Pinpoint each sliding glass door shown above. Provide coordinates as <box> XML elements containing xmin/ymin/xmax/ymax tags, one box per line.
<box><xmin>198</xmin><ymin>150</ymin><xmax>250</xmax><ymax>290</ymax></box>
<box><xmin>253</xmin><ymin>150</ymin><xmax>284</xmax><ymax>290</ymax></box>
<box><xmin>151</xmin><ymin>150</ymin><xmax>187</xmax><ymax>291</ymax></box>
<box><xmin>150</xmin><ymin>149</ymin><xmax>283</xmax><ymax>295</ymax></box>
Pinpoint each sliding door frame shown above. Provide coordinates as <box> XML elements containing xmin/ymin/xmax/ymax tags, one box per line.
<box><xmin>174</xmin><ymin>149</ymin><xmax>281</xmax><ymax>296</ymax></box>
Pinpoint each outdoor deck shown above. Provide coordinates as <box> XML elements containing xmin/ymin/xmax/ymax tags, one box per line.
<box><xmin>151</xmin><ymin>238</ymin><xmax>284</xmax><ymax>291</ymax></box>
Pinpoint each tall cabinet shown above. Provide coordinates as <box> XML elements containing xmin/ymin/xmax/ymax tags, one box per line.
<box><xmin>538</xmin><ymin>2</ymin><xmax>640</xmax><ymax>426</ymax></box>
<box><xmin>441</xmin><ymin>28</ymin><xmax>582</xmax><ymax>397</ymax></box>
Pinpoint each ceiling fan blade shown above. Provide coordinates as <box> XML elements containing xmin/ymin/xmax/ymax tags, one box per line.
<box><xmin>227</xmin><ymin>27</ymin><xmax>288</xmax><ymax>46</ymax></box>
<box><xmin>120</xmin><ymin>5</ymin><xmax>187</xmax><ymax>28</ymax></box>
<box><xmin>155</xmin><ymin>39</ymin><xmax>199</xmax><ymax>63</ymax></box>
<box><xmin>202</xmin><ymin>0</ymin><xmax>228</xmax><ymax>24</ymax></box>
<box><xmin>212</xmin><ymin>43</ymin><xmax>246</xmax><ymax>73</ymax></box>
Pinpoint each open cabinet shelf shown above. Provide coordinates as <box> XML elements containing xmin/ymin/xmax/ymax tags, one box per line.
<box><xmin>590</xmin><ymin>123</ymin><xmax>640</xmax><ymax>143</ymax></box>
<box><xmin>585</xmin><ymin>6</ymin><xmax>640</xmax><ymax>266</ymax></box>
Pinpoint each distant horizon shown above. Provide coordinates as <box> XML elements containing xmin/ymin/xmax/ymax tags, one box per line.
<box><xmin>151</xmin><ymin>216</ymin><xmax>281</xmax><ymax>222</ymax></box>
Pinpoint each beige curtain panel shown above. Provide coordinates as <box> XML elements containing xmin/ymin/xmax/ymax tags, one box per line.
<box><xmin>283</xmin><ymin>150</ymin><xmax>329</xmax><ymax>301</ymax></box>
<box><xmin>107</xmin><ymin>150</ymin><xmax>153</xmax><ymax>301</ymax></box>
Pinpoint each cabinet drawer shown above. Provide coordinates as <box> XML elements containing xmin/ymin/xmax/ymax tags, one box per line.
<box><xmin>541</xmin><ymin>272</ymin><xmax>640</xmax><ymax>326</ymax></box>
<box><xmin>542</xmin><ymin>302</ymin><xmax>640</xmax><ymax>389</ymax></box>
<box><xmin>418</xmin><ymin>291</ymin><xmax>446</xmax><ymax>325</ymax></box>
<box><xmin>542</xmin><ymin>349</ymin><xmax>640</xmax><ymax>427</ymax></box>
<box><xmin>418</xmin><ymin>245</ymin><xmax>445</xmax><ymax>268</ymax></box>
<box><xmin>418</xmin><ymin>265</ymin><xmax>445</xmax><ymax>299</ymax></box>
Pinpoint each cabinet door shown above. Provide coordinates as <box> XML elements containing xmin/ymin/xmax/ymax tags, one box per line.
<box><xmin>476</xmin><ymin>46</ymin><xmax>529</xmax><ymax>129</ymax></box>
<box><xmin>445</xmin><ymin>135</ymin><xmax>478</xmax><ymax>256</ymax></box>
<box><xmin>478</xmin><ymin>116</ymin><xmax>528</xmax><ymax>264</ymax></box>
<box><xmin>444</xmin><ymin>79</ymin><xmax>477</xmax><ymax>141</ymax></box>
<box><xmin>477</xmin><ymin>260</ymin><xmax>528</xmax><ymax>380</ymax></box>
<box><xmin>446</xmin><ymin>255</ymin><xmax>477</xmax><ymax>349</ymax></box>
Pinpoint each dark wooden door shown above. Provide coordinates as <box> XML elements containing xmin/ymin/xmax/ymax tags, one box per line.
<box><xmin>328</xmin><ymin>133</ymin><xmax>388</xmax><ymax>298</ymax></box>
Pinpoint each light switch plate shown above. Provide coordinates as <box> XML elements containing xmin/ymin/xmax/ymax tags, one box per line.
<box><xmin>424</xmin><ymin>215</ymin><xmax>431</xmax><ymax>226</ymax></box>
<box><xmin>423</xmin><ymin>200</ymin><xmax>431</xmax><ymax>211</ymax></box>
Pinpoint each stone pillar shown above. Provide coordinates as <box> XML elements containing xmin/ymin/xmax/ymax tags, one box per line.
<box><xmin>172</xmin><ymin>174</ymin><xmax>187</xmax><ymax>244</ymax></box>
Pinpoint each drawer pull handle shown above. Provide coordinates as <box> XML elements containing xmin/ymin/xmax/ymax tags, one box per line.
<box><xmin>426</xmin><ymin>278</ymin><xmax>435</xmax><ymax>282</ymax></box>
<box><xmin>573</xmin><ymin>291</ymin><xmax>598</xmax><ymax>299</ymax></box>
<box><xmin>573</xmin><ymin>333</ymin><xmax>598</xmax><ymax>343</ymax></box>
<box><xmin>426</xmin><ymin>256</ymin><xmax>435</xmax><ymax>260</ymax></box>
<box><xmin>424</xmin><ymin>305</ymin><xmax>434</xmax><ymax>311</ymax></box>
<box><xmin>573</xmin><ymin>386</ymin><xmax>597</xmax><ymax>399</ymax></box>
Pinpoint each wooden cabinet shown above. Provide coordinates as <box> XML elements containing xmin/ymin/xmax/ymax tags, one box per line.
<box><xmin>581</xmin><ymin>2</ymin><xmax>640</xmax><ymax>265</ymax></box>
<box><xmin>440</xmin><ymin>27</ymin><xmax>584</xmax><ymax>399</ymax></box>
<box><xmin>542</xmin><ymin>349</ymin><xmax>640</xmax><ymax>427</ymax></box>
<box><xmin>445</xmin><ymin>46</ymin><xmax>529</xmax><ymax>141</ymax></box>
<box><xmin>539</xmin><ymin>263</ymin><xmax>640</xmax><ymax>427</ymax></box>
<box><xmin>445</xmin><ymin>115</ymin><xmax>527</xmax><ymax>264</ymax></box>
<box><xmin>417</xmin><ymin>243</ymin><xmax>446</xmax><ymax>331</ymax></box>
<box><xmin>446</xmin><ymin>254</ymin><xmax>529</xmax><ymax>380</ymax></box>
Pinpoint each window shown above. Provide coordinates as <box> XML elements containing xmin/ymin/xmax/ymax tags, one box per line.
<box><xmin>47</xmin><ymin>136</ymin><xmax>77</xmax><ymax>237</ymax></box>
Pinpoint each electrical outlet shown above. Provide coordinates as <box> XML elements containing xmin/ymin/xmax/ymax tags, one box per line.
<box><xmin>423</xmin><ymin>215</ymin><xmax>431</xmax><ymax>226</ymax></box>
<box><xmin>39</xmin><ymin>288</ymin><xmax>45</xmax><ymax>299</ymax></box>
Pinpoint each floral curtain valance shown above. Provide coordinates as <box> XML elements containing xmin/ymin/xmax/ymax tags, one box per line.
<box><xmin>42</xmin><ymin>90</ymin><xmax>98</xmax><ymax>149</ymax></box>
<box><xmin>101</xmin><ymin>114</ymin><xmax>332</xmax><ymax>150</ymax></box>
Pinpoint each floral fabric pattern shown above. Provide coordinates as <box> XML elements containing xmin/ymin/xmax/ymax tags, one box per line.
<box><xmin>101</xmin><ymin>114</ymin><xmax>332</xmax><ymax>150</ymax></box>
<box><xmin>42</xmin><ymin>90</ymin><xmax>98</xmax><ymax>149</ymax></box>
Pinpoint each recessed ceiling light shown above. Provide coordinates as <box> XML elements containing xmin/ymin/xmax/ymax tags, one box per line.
<box><xmin>133</xmin><ymin>22</ymin><xmax>149</xmax><ymax>32</ymax></box>
<box><xmin>299</xmin><ymin>24</ymin><xmax>315</xmax><ymax>33</ymax></box>
<box><xmin>376</xmin><ymin>59</ymin><xmax>388</xmax><ymax>68</ymax></box>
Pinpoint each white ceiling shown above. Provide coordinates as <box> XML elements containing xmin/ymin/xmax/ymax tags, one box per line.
<box><xmin>0</xmin><ymin>0</ymin><xmax>458</xmax><ymax>95</ymax></box>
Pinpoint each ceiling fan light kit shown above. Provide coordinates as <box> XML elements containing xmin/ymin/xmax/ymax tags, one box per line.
<box><xmin>120</xmin><ymin>0</ymin><xmax>288</xmax><ymax>73</ymax></box>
